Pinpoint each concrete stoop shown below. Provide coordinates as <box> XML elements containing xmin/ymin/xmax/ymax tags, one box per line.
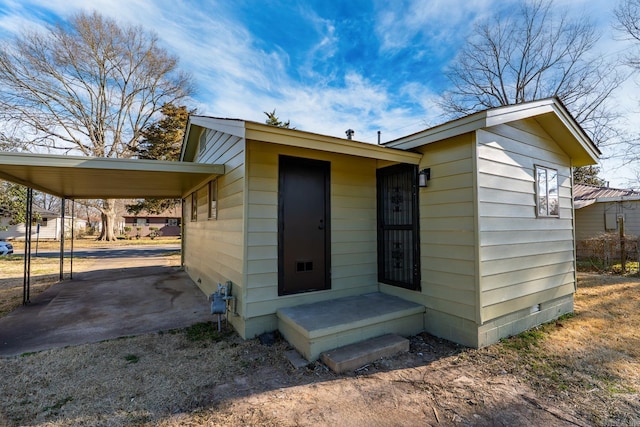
<box><xmin>321</xmin><ymin>334</ymin><xmax>409</xmax><ymax>373</ymax></box>
<box><xmin>277</xmin><ymin>292</ymin><xmax>425</xmax><ymax>361</ymax></box>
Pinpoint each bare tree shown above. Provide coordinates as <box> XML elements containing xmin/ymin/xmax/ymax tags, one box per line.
<box><xmin>441</xmin><ymin>0</ymin><xmax>623</xmax><ymax>148</ymax></box>
<box><xmin>614</xmin><ymin>0</ymin><xmax>640</xmax><ymax>183</ymax></box>
<box><xmin>615</xmin><ymin>0</ymin><xmax>640</xmax><ymax>67</ymax></box>
<box><xmin>0</xmin><ymin>11</ymin><xmax>193</xmax><ymax>240</ymax></box>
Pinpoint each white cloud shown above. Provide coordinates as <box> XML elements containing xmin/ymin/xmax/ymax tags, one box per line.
<box><xmin>374</xmin><ymin>0</ymin><xmax>504</xmax><ymax>53</ymax></box>
<box><xmin>1</xmin><ymin>0</ymin><xmax>638</xmax><ymax>186</ymax></box>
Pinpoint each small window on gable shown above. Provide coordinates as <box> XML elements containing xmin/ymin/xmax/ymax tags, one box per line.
<box><xmin>208</xmin><ymin>179</ymin><xmax>218</xmax><ymax>220</ymax></box>
<box><xmin>536</xmin><ymin>165</ymin><xmax>559</xmax><ymax>217</ymax></box>
<box><xmin>191</xmin><ymin>193</ymin><xmax>197</xmax><ymax>222</ymax></box>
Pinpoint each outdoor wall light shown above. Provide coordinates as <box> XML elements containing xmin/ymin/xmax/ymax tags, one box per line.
<box><xmin>418</xmin><ymin>168</ymin><xmax>431</xmax><ymax>187</ymax></box>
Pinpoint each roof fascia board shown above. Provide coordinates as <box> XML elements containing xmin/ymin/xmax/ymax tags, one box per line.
<box><xmin>386</xmin><ymin>98</ymin><xmax>599</xmax><ymax>165</ymax></box>
<box><xmin>0</xmin><ymin>152</ymin><xmax>223</xmax><ymax>174</ymax></box>
<box><xmin>244</xmin><ymin>122</ymin><xmax>422</xmax><ymax>164</ymax></box>
<box><xmin>548</xmin><ymin>103</ymin><xmax>601</xmax><ymax>159</ymax></box>
<box><xmin>189</xmin><ymin>116</ymin><xmax>246</xmax><ymax>138</ymax></box>
<box><xmin>596</xmin><ymin>196</ymin><xmax>640</xmax><ymax>203</ymax></box>
<box><xmin>0</xmin><ymin>152</ymin><xmax>224</xmax><ymax>199</ymax></box>
<box><xmin>181</xmin><ymin>117</ymin><xmax>246</xmax><ymax>162</ymax></box>
<box><xmin>386</xmin><ymin>114</ymin><xmax>488</xmax><ymax>150</ymax></box>
<box><xmin>388</xmin><ymin>99</ymin><xmax>556</xmax><ymax>150</ymax></box>
<box><xmin>180</xmin><ymin>116</ymin><xmax>196</xmax><ymax>162</ymax></box>
<box><xmin>484</xmin><ymin>100</ymin><xmax>555</xmax><ymax>127</ymax></box>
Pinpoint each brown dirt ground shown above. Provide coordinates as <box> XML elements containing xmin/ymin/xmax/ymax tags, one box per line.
<box><xmin>0</xmin><ymin>260</ymin><xmax>638</xmax><ymax>425</ymax></box>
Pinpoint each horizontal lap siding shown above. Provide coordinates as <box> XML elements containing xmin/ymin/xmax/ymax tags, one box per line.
<box><xmin>417</xmin><ymin>134</ymin><xmax>477</xmax><ymax>321</ymax></box>
<box><xmin>477</xmin><ymin>121</ymin><xmax>574</xmax><ymax>322</ymax></box>
<box><xmin>244</xmin><ymin>142</ymin><xmax>378</xmax><ymax>317</ymax></box>
<box><xmin>183</xmin><ymin>130</ymin><xmax>246</xmax><ymax>310</ymax></box>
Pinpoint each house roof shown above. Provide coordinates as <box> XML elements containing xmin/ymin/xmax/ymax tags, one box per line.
<box><xmin>0</xmin><ymin>152</ymin><xmax>223</xmax><ymax>199</ymax></box>
<box><xmin>122</xmin><ymin>206</ymin><xmax>182</xmax><ymax>218</ymax></box>
<box><xmin>384</xmin><ymin>98</ymin><xmax>600</xmax><ymax>167</ymax></box>
<box><xmin>574</xmin><ymin>183</ymin><xmax>640</xmax><ymax>209</ymax></box>
<box><xmin>181</xmin><ymin>116</ymin><xmax>423</xmax><ymax>165</ymax></box>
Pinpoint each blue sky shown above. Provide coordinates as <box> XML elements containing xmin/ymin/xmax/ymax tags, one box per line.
<box><xmin>0</xmin><ymin>0</ymin><xmax>637</xmax><ymax>187</ymax></box>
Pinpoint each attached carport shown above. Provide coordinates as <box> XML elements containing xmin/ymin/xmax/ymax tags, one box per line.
<box><xmin>0</xmin><ymin>151</ymin><xmax>223</xmax><ymax>303</ymax></box>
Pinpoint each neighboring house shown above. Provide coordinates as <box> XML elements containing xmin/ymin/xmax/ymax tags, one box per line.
<box><xmin>179</xmin><ymin>97</ymin><xmax>599</xmax><ymax>360</ymax></box>
<box><xmin>122</xmin><ymin>206</ymin><xmax>181</xmax><ymax>238</ymax></box>
<box><xmin>0</xmin><ymin>206</ymin><xmax>86</xmax><ymax>241</ymax></box>
<box><xmin>574</xmin><ymin>183</ymin><xmax>640</xmax><ymax>240</ymax></box>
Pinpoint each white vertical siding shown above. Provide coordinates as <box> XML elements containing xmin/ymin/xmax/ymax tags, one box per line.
<box><xmin>183</xmin><ymin>129</ymin><xmax>246</xmax><ymax>313</ymax></box>
<box><xmin>476</xmin><ymin>120</ymin><xmax>575</xmax><ymax>322</ymax></box>
<box><xmin>244</xmin><ymin>141</ymin><xmax>378</xmax><ymax>318</ymax></box>
<box><xmin>0</xmin><ymin>217</ymin><xmax>83</xmax><ymax>240</ymax></box>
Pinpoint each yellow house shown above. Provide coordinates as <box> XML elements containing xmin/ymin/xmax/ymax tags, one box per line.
<box><xmin>0</xmin><ymin>97</ymin><xmax>599</xmax><ymax>361</ymax></box>
<box><xmin>179</xmin><ymin>97</ymin><xmax>599</xmax><ymax>359</ymax></box>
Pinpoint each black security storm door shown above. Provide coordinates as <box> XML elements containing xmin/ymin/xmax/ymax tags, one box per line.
<box><xmin>377</xmin><ymin>164</ymin><xmax>420</xmax><ymax>290</ymax></box>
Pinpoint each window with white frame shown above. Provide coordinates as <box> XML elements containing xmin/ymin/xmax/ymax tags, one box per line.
<box><xmin>208</xmin><ymin>179</ymin><xmax>218</xmax><ymax>220</ymax></box>
<box><xmin>134</xmin><ymin>218</ymin><xmax>148</xmax><ymax>226</ymax></box>
<box><xmin>536</xmin><ymin>165</ymin><xmax>559</xmax><ymax>217</ymax></box>
<box><xmin>191</xmin><ymin>193</ymin><xmax>197</xmax><ymax>221</ymax></box>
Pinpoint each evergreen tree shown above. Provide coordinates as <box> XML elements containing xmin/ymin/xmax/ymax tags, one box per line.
<box><xmin>264</xmin><ymin>109</ymin><xmax>292</xmax><ymax>128</ymax></box>
<box><xmin>127</xmin><ymin>104</ymin><xmax>192</xmax><ymax>215</ymax></box>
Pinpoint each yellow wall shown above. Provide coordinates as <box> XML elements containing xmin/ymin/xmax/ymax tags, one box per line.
<box><xmin>243</xmin><ymin>140</ymin><xmax>379</xmax><ymax>323</ymax></box>
<box><xmin>381</xmin><ymin>133</ymin><xmax>477</xmax><ymax>329</ymax></box>
<box><xmin>476</xmin><ymin>120</ymin><xmax>575</xmax><ymax>322</ymax></box>
<box><xmin>183</xmin><ymin>129</ymin><xmax>246</xmax><ymax>322</ymax></box>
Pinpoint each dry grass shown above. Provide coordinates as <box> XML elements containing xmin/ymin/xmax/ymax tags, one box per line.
<box><xmin>0</xmin><ymin>325</ymin><xmax>260</xmax><ymax>426</ymax></box>
<box><xmin>0</xmin><ymin>256</ymin><xmax>96</xmax><ymax>317</ymax></box>
<box><xmin>477</xmin><ymin>273</ymin><xmax>640</xmax><ymax>425</ymax></box>
<box><xmin>0</xmin><ymin>273</ymin><xmax>638</xmax><ymax>426</ymax></box>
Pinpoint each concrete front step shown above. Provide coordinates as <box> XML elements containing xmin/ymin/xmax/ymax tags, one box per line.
<box><xmin>277</xmin><ymin>292</ymin><xmax>425</xmax><ymax>361</ymax></box>
<box><xmin>321</xmin><ymin>334</ymin><xmax>409</xmax><ymax>373</ymax></box>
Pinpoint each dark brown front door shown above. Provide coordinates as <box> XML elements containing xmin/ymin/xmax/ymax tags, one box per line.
<box><xmin>278</xmin><ymin>155</ymin><xmax>330</xmax><ymax>295</ymax></box>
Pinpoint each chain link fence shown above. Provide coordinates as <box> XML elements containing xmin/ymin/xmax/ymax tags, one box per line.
<box><xmin>576</xmin><ymin>233</ymin><xmax>640</xmax><ymax>274</ymax></box>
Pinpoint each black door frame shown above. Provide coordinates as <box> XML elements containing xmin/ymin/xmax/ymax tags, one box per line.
<box><xmin>277</xmin><ymin>155</ymin><xmax>331</xmax><ymax>295</ymax></box>
<box><xmin>376</xmin><ymin>163</ymin><xmax>421</xmax><ymax>290</ymax></box>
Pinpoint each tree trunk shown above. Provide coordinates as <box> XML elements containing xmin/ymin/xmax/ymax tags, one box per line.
<box><xmin>97</xmin><ymin>199</ymin><xmax>117</xmax><ymax>241</ymax></box>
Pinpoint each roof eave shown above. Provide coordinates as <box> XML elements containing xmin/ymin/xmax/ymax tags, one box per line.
<box><xmin>385</xmin><ymin>98</ymin><xmax>599</xmax><ymax>166</ymax></box>
<box><xmin>244</xmin><ymin>121</ymin><xmax>422</xmax><ymax>164</ymax></box>
<box><xmin>0</xmin><ymin>152</ymin><xmax>223</xmax><ymax>199</ymax></box>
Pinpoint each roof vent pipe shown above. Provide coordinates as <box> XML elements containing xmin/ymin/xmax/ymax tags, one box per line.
<box><xmin>345</xmin><ymin>129</ymin><xmax>355</xmax><ymax>140</ymax></box>
<box><xmin>377</xmin><ymin>130</ymin><xmax>381</xmax><ymax>145</ymax></box>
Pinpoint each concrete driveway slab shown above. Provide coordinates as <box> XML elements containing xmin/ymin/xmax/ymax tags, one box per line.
<box><xmin>0</xmin><ymin>265</ymin><xmax>211</xmax><ymax>357</ymax></box>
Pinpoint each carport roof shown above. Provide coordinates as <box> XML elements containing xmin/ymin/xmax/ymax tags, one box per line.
<box><xmin>0</xmin><ymin>152</ymin><xmax>223</xmax><ymax>199</ymax></box>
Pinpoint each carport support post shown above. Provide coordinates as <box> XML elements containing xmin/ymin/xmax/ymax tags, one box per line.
<box><xmin>59</xmin><ymin>198</ymin><xmax>65</xmax><ymax>281</ymax></box>
<box><xmin>22</xmin><ymin>187</ymin><xmax>33</xmax><ymax>305</ymax></box>
<box><xmin>70</xmin><ymin>199</ymin><xmax>74</xmax><ymax>279</ymax></box>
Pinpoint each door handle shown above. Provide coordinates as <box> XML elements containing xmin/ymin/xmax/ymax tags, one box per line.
<box><xmin>318</xmin><ymin>219</ymin><xmax>325</xmax><ymax>230</ymax></box>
